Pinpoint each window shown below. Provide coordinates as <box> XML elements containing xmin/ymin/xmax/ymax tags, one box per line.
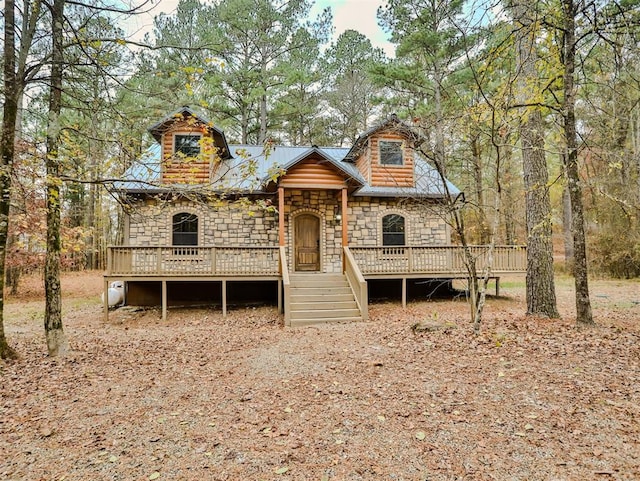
<box><xmin>174</xmin><ymin>134</ymin><xmax>201</xmax><ymax>157</ymax></box>
<box><xmin>379</xmin><ymin>141</ymin><xmax>403</xmax><ymax>165</ymax></box>
<box><xmin>172</xmin><ymin>212</ymin><xmax>198</xmax><ymax>246</ymax></box>
<box><xmin>382</xmin><ymin>214</ymin><xmax>405</xmax><ymax>246</ymax></box>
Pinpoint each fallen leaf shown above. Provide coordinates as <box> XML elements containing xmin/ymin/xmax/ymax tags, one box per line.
<box><xmin>274</xmin><ymin>466</ymin><xmax>289</xmax><ymax>474</ymax></box>
<box><xmin>416</xmin><ymin>431</ymin><xmax>426</xmax><ymax>440</ymax></box>
<box><xmin>149</xmin><ymin>472</ymin><xmax>160</xmax><ymax>480</ymax></box>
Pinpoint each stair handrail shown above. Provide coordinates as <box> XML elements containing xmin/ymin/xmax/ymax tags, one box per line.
<box><xmin>343</xmin><ymin>246</ymin><xmax>368</xmax><ymax>321</ymax></box>
<box><xmin>280</xmin><ymin>246</ymin><xmax>291</xmax><ymax>326</ymax></box>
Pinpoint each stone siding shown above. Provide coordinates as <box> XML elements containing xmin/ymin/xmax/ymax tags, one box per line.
<box><xmin>126</xmin><ymin>194</ymin><xmax>450</xmax><ymax>273</ymax></box>
<box><xmin>126</xmin><ymin>198</ymin><xmax>278</xmax><ymax>247</ymax></box>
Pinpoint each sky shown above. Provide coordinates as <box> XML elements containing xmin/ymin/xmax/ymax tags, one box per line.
<box><xmin>311</xmin><ymin>0</ymin><xmax>394</xmax><ymax>56</ymax></box>
<box><xmin>123</xmin><ymin>0</ymin><xmax>395</xmax><ymax>57</ymax></box>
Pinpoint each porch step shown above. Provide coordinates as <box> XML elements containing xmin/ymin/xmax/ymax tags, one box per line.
<box><xmin>289</xmin><ymin>275</ymin><xmax>350</xmax><ymax>289</ymax></box>
<box><xmin>290</xmin><ymin>293</ymin><xmax>354</xmax><ymax>303</ymax></box>
<box><xmin>287</xmin><ymin>273</ymin><xmax>363</xmax><ymax>326</ymax></box>
<box><xmin>291</xmin><ymin>308</ymin><xmax>361</xmax><ymax>319</ymax></box>
<box><xmin>291</xmin><ymin>298</ymin><xmax>358</xmax><ymax>309</ymax></box>
<box><xmin>290</xmin><ymin>317</ymin><xmax>363</xmax><ymax>327</ymax></box>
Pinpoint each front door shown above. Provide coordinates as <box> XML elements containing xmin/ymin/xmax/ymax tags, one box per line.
<box><xmin>295</xmin><ymin>214</ymin><xmax>320</xmax><ymax>271</ymax></box>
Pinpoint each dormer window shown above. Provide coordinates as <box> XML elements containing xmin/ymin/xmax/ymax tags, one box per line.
<box><xmin>175</xmin><ymin>134</ymin><xmax>201</xmax><ymax>158</ymax></box>
<box><xmin>379</xmin><ymin>141</ymin><xmax>403</xmax><ymax>166</ymax></box>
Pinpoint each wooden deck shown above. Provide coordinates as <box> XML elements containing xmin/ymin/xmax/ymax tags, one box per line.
<box><xmin>107</xmin><ymin>246</ymin><xmax>281</xmax><ymax>277</ymax></box>
<box><xmin>104</xmin><ymin>245</ymin><xmax>526</xmax><ymax>322</ymax></box>
<box><xmin>348</xmin><ymin>245</ymin><xmax>527</xmax><ymax>277</ymax></box>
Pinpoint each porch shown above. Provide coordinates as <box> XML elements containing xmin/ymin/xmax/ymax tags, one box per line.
<box><xmin>104</xmin><ymin>245</ymin><xmax>527</xmax><ymax>324</ymax></box>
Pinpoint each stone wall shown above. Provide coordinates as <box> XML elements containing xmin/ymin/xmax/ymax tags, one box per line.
<box><xmin>125</xmin><ymin>194</ymin><xmax>450</xmax><ymax>273</ymax></box>
<box><xmin>126</xmin><ymin>198</ymin><xmax>278</xmax><ymax>247</ymax></box>
<box><xmin>347</xmin><ymin>196</ymin><xmax>449</xmax><ymax>247</ymax></box>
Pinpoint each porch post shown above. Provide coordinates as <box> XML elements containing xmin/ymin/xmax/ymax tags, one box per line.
<box><xmin>341</xmin><ymin>187</ymin><xmax>348</xmax><ymax>270</ymax></box>
<box><xmin>341</xmin><ymin>188</ymin><xmax>348</xmax><ymax>248</ymax></box>
<box><xmin>278</xmin><ymin>187</ymin><xmax>285</xmax><ymax>247</ymax></box>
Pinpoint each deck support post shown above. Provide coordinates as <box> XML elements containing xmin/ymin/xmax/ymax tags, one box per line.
<box><xmin>277</xmin><ymin>279</ymin><xmax>282</xmax><ymax>314</ymax></box>
<box><xmin>495</xmin><ymin>277</ymin><xmax>500</xmax><ymax>296</ymax></box>
<box><xmin>103</xmin><ymin>278</ymin><xmax>110</xmax><ymax>322</ymax></box>
<box><xmin>402</xmin><ymin>278</ymin><xmax>407</xmax><ymax>308</ymax></box>
<box><xmin>222</xmin><ymin>280</ymin><xmax>227</xmax><ymax>317</ymax></box>
<box><xmin>161</xmin><ymin>280</ymin><xmax>167</xmax><ymax>321</ymax></box>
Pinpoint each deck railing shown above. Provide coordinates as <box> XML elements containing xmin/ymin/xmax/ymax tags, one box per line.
<box><xmin>344</xmin><ymin>247</ymin><xmax>369</xmax><ymax>321</ymax></box>
<box><xmin>107</xmin><ymin>245</ymin><xmax>526</xmax><ymax>278</ymax></box>
<box><xmin>280</xmin><ymin>246</ymin><xmax>291</xmax><ymax>326</ymax></box>
<box><xmin>348</xmin><ymin>245</ymin><xmax>527</xmax><ymax>276</ymax></box>
<box><xmin>106</xmin><ymin>246</ymin><xmax>281</xmax><ymax>276</ymax></box>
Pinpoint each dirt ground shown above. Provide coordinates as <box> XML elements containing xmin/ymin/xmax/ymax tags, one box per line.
<box><xmin>1</xmin><ymin>271</ymin><xmax>639</xmax><ymax>481</ymax></box>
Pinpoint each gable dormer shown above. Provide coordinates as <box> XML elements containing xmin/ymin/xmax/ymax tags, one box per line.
<box><xmin>345</xmin><ymin>115</ymin><xmax>418</xmax><ymax>188</ymax></box>
<box><xmin>148</xmin><ymin>107</ymin><xmax>231</xmax><ymax>184</ymax></box>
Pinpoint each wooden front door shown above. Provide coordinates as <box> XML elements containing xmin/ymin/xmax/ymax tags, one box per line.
<box><xmin>295</xmin><ymin>214</ymin><xmax>320</xmax><ymax>271</ymax></box>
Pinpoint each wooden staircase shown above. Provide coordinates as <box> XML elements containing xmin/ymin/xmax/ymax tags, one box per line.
<box><xmin>287</xmin><ymin>273</ymin><xmax>363</xmax><ymax>326</ymax></box>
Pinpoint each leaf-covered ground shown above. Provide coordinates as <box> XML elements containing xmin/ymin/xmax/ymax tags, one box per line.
<box><xmin>1</xmin><ymin>273</ymin><xmax>639</xmax><ymax>480</ymax></box>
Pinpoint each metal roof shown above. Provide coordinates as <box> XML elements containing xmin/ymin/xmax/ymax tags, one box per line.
<box><xmin>113</xmin><ymin>142</ymin><xmax>459</xmax><ymax>198</ymax></box>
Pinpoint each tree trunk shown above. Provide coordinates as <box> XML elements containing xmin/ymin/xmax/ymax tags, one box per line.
<box><xmin>513</xmin><ymin>1</ymin><xmax>559</xmax><ymax>318</ymax></box>
<box><xmin>0</xmin><ymin>0</ymin><xmax>19</xmax><ymax>360</ymax></box>
<box><xmin>87</xmin><ymin>181</ymin><xmax>97</xmax><ymax>269</ymax></box>
<box><xmin>562</xmin><ymin>0</ymin><xmax>593</xmax><ymax>326</ymax></box>
<box><xmin>562</xmin><ymin>174</ymin><xmax>574</xmax><ymax>270</ymax></box>
<box><xmin>470</xmin><ymin>131</ymin><xmax>490</xmax><ymax>243</ymax></box>
<box><xmin>44</xmin><ymin>0</ymin><xmax>69</xmax><ymax>356</ymax></box>
<box><xmin>240</xmin><ymin>105</ymin><xmax>249</xmax><ymax>144</ymax></box>
<box><xmin>433</xmin><ymin>69</ymin><xmax>446</xmax><ymax>178</ymax></box>
<box><xmin>500</xmin><ymin>130</ymin><xmax>517</xmax><ymax>245</ymax></box>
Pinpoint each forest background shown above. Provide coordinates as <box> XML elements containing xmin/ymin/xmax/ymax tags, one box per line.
<box><xmin>1</xmin><ymin>0</ymin><xmax>639</xmax><ymax>357</ymax></box>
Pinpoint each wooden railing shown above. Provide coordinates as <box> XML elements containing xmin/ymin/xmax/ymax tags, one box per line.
<box><xmin>106</xmin><ymin>246</ymin><xmax>281</xmax><ymax>276</ymax></box>
<box><xmin>348</xmin><ymin>245</ymin><xmax>527</xmax><ymax>276</ymax></box>
<box><xmin>344</xmin><ymin>247</ymin><xmax>369</xmax><ymax>321</ymax></box>
<box><xmin>280</xmin><ymin>246</ymin><xmax>291</xmax><ymax>326</ymax></box>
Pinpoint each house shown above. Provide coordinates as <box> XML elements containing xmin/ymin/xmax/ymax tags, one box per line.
<box><xmin>105</xmin><ymin>107</ymin><xmax>526</xmax><ymax>325</ymax></box>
